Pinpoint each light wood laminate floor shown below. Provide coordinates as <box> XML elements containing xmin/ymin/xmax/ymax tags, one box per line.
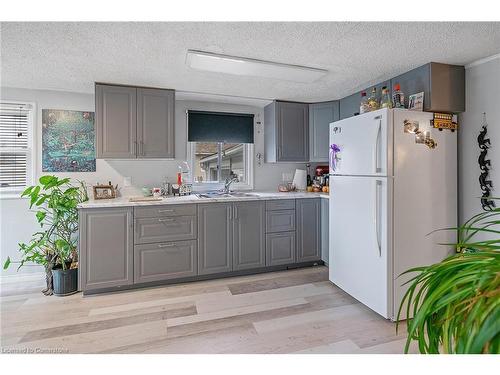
<box><xmin>0</xmin><ymin>266</ymin><xmax>416</xmax><ymax>354</ymax></box>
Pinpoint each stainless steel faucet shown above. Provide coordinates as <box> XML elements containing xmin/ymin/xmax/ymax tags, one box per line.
<box><xmin>223</xmin><ymin>177</ymin><xmax>239</xmax><ymax>194</ymax></box>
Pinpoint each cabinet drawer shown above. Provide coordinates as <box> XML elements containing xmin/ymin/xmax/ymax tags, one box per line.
<box><xmin>135</xmin><ymin>216</ymin><xmax>197</xmax><ymax>244</ymax></box>
<box><xmin>266</xmin><ymin>199</ymin><xmax>295</xmax><ymax>211</ymax></box>
<box><xmin>266</xmin><ymin>210</ymin><xmax>295</xmax><ymax>233</ymax></box>
<box><xmin>134</xmin><ymin>240</ymin><xmax>197</xmax><ymax>283</ymax></box>
<box><xmin>266</xmin><ymin>232</ymin><xmax>296</xmax><ymax>266</ymax></box>
<box><xmin>134</xmin><ymin>204</ymin><xmax>196</xmax><ymax>218</ymax></box>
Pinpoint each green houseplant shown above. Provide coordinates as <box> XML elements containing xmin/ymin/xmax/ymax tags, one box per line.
<box><xmin>3</xmin><ymin>175</ymin><xmax>88</xmax><ymax>296</ymax></box>
<box><xmin>398</xmin><ymin>202</ymin><xmax>500</xmax><ymax>354</ymax></box>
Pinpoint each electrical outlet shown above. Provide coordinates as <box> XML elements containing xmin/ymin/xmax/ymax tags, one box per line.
<box><xmin>123</xmin><ymin>177</ymin><xmax>132</xmax><ymax>187</ymax></box>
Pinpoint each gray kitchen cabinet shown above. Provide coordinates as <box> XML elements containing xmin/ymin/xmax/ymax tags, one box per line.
<box><xmin>232</xmin><ymin>201</ymin><xmax>265</xmax><ymax>271</ymax></box>
<box><xmin>198</xmin><ymin>203</ymin><xmax>233</xmax><ymax>275</ymax></box>
<box><xmin>266</xmin><ymin>232</ymin><xmax>296</xmax><ymax>266</ymax></box>
<box><xmin>264</xmin><ymin>101</ymin><xmax>309</xmax><ymax>162</ymax></box>
<box><xmin>79</xmin><ymin>208</ymin><xmax>133</xmax><ymax>291</ymax></box>
<box><xmin>96</xmin><ymin>84</ymin><xmax>137</xmax><ymax>158</ymax></box>
<box><xmin>134</xmin><ymin>240</ymin><xmax>197</xmax><ymax>283</ymax></box>
<box><xmin>309</xmin><ymin>101</ymin><xmax>339</xmax><ymax>162</ymax></box>
<box><xmin>266</xmin><ymin>210</ymin><xmax>296</xmax><ymax>233</ymax></box>
<box><xmin>95</xmin><ymin>83</ymin><xmax>175</xmax><ymax>159</ymax></box>
<box><xmin>134</xmin><ymin>215</ymin><xmax>197</xmax><ymax>245</ymax></box>
<box><xmin>137</xmin><ymin>88</ymin><xmax>175</xmax><ymax>158</ymax></box>
<box><xmin>321</xmin><ymin>197</ymin><xmax>329</xmax><ymax>265</ymax></box>
<box><xmin>296</xmin><ymin>198</ymin><xmax>321</xmax><ymax>262</ymax></box>
<box><xmin>391</xmin><ymin>62</ymin><xmax>465</xmax><ymax>113</ymax></box>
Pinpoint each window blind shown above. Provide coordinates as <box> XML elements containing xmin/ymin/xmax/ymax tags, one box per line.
<box><xmin>0</xmin><ymin>103</ymin><xmax>32</xmax><ymax>189</ymax></box>
<box><xmin>187</xmin><ymin>110</ymin><xmax>254</xmax><ymax>143</ymax></box>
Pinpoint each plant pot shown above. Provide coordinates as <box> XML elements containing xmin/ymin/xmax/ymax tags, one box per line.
<box><xmin>52</xmin><ymin>268</ymin><xmax>78</xmax><ymax>296</ymax></box>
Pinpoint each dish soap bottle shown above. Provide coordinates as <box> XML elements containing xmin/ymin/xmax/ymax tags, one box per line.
<box><xmin>367</xmin><ymin>87</ymin><xmax>379</xmax><ymax>111</ymax></box>
<box><xmin>392</xmin><ymin>83</ymin><xmax>405</xmax><ymax>108</ymax></box>
<box><xmin>359</xmin><ymin>92</ymin><xmax>370</xmax><ymax>114</ymax></box>
<box><xmin>380</xmin><ymin>86</ymin><xmax>392</xmax><ymax>108</ymax></box>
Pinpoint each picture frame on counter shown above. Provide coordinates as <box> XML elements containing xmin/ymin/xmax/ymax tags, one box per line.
<box><xmin>93</xmin><ymin>184</ymin><xmax>116</xmax><ymax>200</ymax></box>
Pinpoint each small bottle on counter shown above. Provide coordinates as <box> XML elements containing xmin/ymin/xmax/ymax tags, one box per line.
<box><xmin>392</xmin><ymin>83</ymin><xmax>405</xmax><ymax>108</ymax></box>
<box><xmin>359</xmin><ymin>92</ymin><xmax>369</xmax><ymax>114</ymax></box>
<box><xmin>380</xmin><ymin>86</ymin><xmax>392</xmax><ymax>109</ymax></box>
<box><xmin>367</xmin><ymin>87</ymin><xmax>379</xmax><ymax>111</ymax></box>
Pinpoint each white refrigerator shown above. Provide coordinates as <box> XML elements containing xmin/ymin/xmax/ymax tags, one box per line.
<box><xmin>328</xmin><ymin>108</ymin><xmax>457</xmax><ymax>320</ymax></box>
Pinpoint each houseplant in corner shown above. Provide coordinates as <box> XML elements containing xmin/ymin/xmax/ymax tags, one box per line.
<box><xmin>398</xmin><ymin>201</ymin><xmax>500</xmax><ymax>354</ymax></box>
<box><xmin>3</xmin><ymin>175</ymin><xmax>88</xmax><ymax>296</ymax></box>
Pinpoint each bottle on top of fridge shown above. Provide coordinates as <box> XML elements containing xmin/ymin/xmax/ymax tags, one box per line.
<box><xmin>380</xmin><ymin>86</ymin><xmax>392</xmax><ymax>109</ymax></box>
<box><xmin>392</xmin><ymin>83</ymin><xmax>405</xmax><ymax>108</ymax></box>
<box><xmin>367</xmin><ymin>87</ymin><xmax>379</xmax><ymax>111</ymax></box>
<box><xmin>359</xmin><ymin>92</ymin><xmax>370</xmax><ymax>114</ymax></box>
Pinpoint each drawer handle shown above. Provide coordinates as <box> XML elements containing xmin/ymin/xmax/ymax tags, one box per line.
<box><xmin>158</xmin><ymin>218</ymin><xmax>174</xmax><ymax>222</ymax></box>
<box><xmin>158</xmin><ymin>243</ymin><xmax>175</xmax><ymax>248</ymax></box>
<box><xmin>158</xmin><ymin>209</ymin><xmax>174</xmax><ymax>213</ymax></box>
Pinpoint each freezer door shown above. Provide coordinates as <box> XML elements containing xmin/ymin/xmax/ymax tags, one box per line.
<box><xmin>329</xmin><ymin>175</ymin><xmax>391</xmax><ymax>319</ymax></box>
<box><xmin>329</xmin><ymin>108</ymin><xmax>392</xmax><ymax>176</ymax></box>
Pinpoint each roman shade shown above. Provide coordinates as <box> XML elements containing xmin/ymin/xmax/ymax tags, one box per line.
<box><xmin>187</xmin><ymin>110</ymin><xmax>254</xmax><ymax>143</ymax></box>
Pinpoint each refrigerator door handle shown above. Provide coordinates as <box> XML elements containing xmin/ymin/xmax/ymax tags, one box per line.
<box><xmin>373</xmin><ymin>118</ymin><xmax>382</xmax><ymax>174</ymax></box>
<box><xmin>374</xmin><ymin>179</ymin><xmax>382</xmax><ymax>257</ymax></box>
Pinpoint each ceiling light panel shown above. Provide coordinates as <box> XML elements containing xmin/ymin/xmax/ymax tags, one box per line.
<box><xmin>186</xmin><ymin>50</ymin><xmax>328</xmax><ymax>83</ymax></box>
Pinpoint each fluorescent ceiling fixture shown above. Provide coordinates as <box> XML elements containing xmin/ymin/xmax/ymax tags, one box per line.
<box><xmin>186</xmin><ymin>50</ymin><xmax>328</xmax><ymax>83</ymax></box>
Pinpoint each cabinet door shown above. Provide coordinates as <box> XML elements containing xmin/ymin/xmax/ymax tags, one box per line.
<box><xmin>96</xmin><ymin>84</ymin><xmax>137</xmax><ymax>158</ymax></box>
<box><xmin>276</xmin><ymin>102</ymin><xmax>309</xmax><ymax>161</ymax></box>
<box><xmin>79</xmin><ymin>208</ymin><xmax>133</xmax><ymax>291</ymax></box>
<box><xmin>198</xmin><ymin>203</ymin><xmax>232</xmax><ymax>275</ymax></box>
<box><xmin>137</xmin><ymin>88</ymin><xmax>175</xmax><ymax>158</ymax></box>
<box><xmin>233</xmin><ymin>201</ymin><xmax>265</xmax><ymax>271</ymax></box>
<box><xmin>309</xmin><ymin>101</ymin><xmax>339</xmax><ymax>162</ymax></box>
<box><xmin>296</xmin><ymin>198</ymin><xmax>321</xmax><ymax>262</ymax></box>
<box><xmin>266</xmin><ymin>232</ymin><xmax>296</xmax><ymax>266</ymax></box>
<box><xmin>134</xmin><ymin>240</ymin><xmax>197</xmax><ymax>284</ymax></box>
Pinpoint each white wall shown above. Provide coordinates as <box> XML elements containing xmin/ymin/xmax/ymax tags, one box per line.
<box><xmin>0</xmin><ymin>87</ymin><xmax>307</xmax><ymax>276</ymax></box>
<box><xmin>458</xmin><ymin>55</ymin><xmax>500</xmax><ymax>225</ymax></box>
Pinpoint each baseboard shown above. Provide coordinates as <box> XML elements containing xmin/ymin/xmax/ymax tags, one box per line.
<box><xmin>0</xmin><ymin>272</ymin><xmax>45</xmax><ymax>285</ymax></box>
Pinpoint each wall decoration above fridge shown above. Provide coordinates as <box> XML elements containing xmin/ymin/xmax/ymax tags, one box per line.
<box><xmin>42</xmin><ymin>109</ymin><xmax>95</xmax><ymax>172</ymax></box>
<box><xmin>477</xmin><ymin>113</ymin><xmax>495</xmax><ymax>211</ymax></box>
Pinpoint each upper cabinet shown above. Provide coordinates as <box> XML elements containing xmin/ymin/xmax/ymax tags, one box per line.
<box><xmin>309</xmin><ymin>101</ymin><xmax>339</xmax><ymax>162</ymax></box>
<box><xmin>96</xmin><ymin>85</ymin><xmax>137</xmax><ymax>158</ymax></box>
<box><xmin>264</xmin><ymin>101</ymin><xmax>309</xmax><ymax>162</ymax></box>
<box><xmin>391</xmin><ymin>62</ymin><xmax>465</xmax><ymax>113</ymax></box>
<box><xmin>95</xmin><ymin>84</ymin><xmax>175</xmax><ymax>159</ymax></box>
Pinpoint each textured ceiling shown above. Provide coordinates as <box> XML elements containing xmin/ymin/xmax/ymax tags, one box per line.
<box><xmin>1</xmin><ymin>22</ymin><xmax>499</xmax><ymax>102</ymax></box>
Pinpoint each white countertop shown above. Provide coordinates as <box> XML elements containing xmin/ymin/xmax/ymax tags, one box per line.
<box><xmin>78</xmin><ymin>191</ymin><xmax>329</xmax><ymax>209</ymax></box>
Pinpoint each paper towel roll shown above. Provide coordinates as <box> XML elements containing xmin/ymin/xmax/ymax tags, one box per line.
<box><xmin>292</xmin><ymin>169</ymin><xmax>307</xmax><ymax>191</ymax></box>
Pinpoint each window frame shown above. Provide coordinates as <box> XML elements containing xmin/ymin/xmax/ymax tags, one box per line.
<box><xmin>187</xmin><ymin>141</ymin><xmax>254</xmax><ymax>191</ymax></box>
<box><xmin>0</xmin><ymin>101</ymin><xmax>36</xmax><ymax>198</ymax></box>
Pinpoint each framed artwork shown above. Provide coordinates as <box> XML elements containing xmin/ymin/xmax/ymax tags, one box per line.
<box><xmin>93</xmin><ymin>184</ymin><xmax>116</xmax><ymax>200</ymax></box>
<box><xmin>42</xmin><ymin>109</ymin><xmax>95</xmax><ymax>172</ymax></box>
<box><xmin>408</xmin><ymin>92</ymin><xmax>424</xmax><ymax>111</ymax></box>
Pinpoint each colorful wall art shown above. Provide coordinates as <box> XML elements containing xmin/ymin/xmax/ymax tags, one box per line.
<box><xmin>42</xmin><ymin>109</ymin><xmax>95</xmax><ymax>172</ymax></box>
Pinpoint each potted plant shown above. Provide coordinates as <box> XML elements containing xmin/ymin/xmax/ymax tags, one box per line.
<box><xmin>398</xmin><ymin>201</ymin><xmax>499</xmax><ymax>354</ymax></box>
<box><xmin>3</xmin><ymin>175</ymin><xmax>88</xmax><ymax>296</ymax></box>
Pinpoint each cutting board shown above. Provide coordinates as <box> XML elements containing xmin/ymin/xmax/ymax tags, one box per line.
<box><xmin>129</xmin><ymin>196</ymin><xmax>163</xmax><ymax>202</ymax></box>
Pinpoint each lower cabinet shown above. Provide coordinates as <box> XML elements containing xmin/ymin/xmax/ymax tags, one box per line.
<box><xmin>197</xmin><ymin>203</ymin><xmax>233</xmax><ymax>275</ymax></box>
<box><xmin>233</xmin><ymin>201</ymin><xmax>266</xmax><ymax>271</ymax></box>
<box><xmin>134</xmin><ymin>240</ymin><xmax>197</xmax><ymax>283</ymax></box>
<box><xmin>79</xmin><ymin>198</ymin><xmax>323</xmax><ymax>293</ymax></box>
<box><xmin>266</xmin><ymin>231</ymin><xmax>296</xmax><ymax>266</ymax></box>
<box><xmin>79</xmin><ymin>207</ymin><xmax>134</xmax><ymax>291</ymax></box>
<box><xmin>296</xmin><ymin>198</ymin><xmax>321</xmax><ymax>262</ymax></box>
